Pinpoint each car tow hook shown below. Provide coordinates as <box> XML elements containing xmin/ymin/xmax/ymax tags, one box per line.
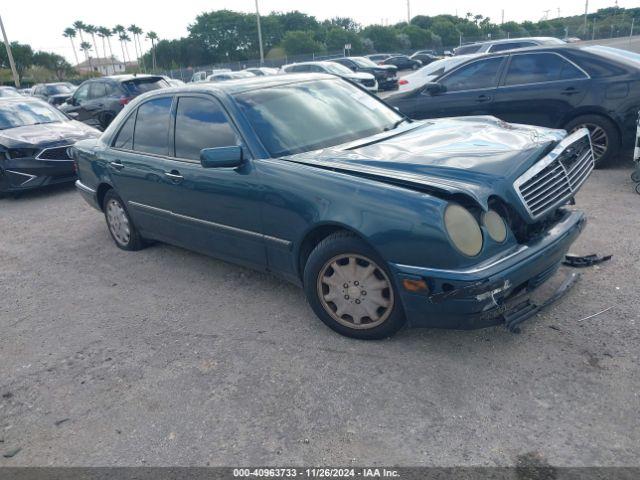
<box><xmin>563</xmin><ymin>254</ymin><xmax>612</xmax><ymax>268</ymax></box>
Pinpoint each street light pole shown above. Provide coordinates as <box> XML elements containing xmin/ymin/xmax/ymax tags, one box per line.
<box><xmin>406</xmin><ymin>0</ymin><xmax>411</xmax><ymax>23</ymax></box>
<box><xmin>0</xmin><ymin>14</ymin><xmax>20</xmax><ymax>88</ymax></box>
<box><xmin>583</xmin><ymin>0</ymin><xmax>589</xmax><ymax>34</ymax></box>
<box><xmin>255</xmin><ymin>0</ymin><xmax>264</xmax><ymax>65</ymax></box>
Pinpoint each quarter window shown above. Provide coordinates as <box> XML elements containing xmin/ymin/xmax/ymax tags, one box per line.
<box><xmin>441</xmin><ymin>57</ymin><xmax>504</xmax><ymax>92</ymax></box>
<box><xmin>113</xmin><ymin>112</ymin><xmax>136</xmax><ymax>149</ymax></box>
<box><xmin>174</xmin><ymin>97</ymin><xmax>239</xmax><ymax>161</ymax></box>
<box><xmin>504</xmin><ymin>53</ymin><xmax>586</xmax><ymax>86</ymax></box>
<box><xmin>133</xmin><ymin>97</ymin><xmax>173</xmax><ymax>155</ymax></box>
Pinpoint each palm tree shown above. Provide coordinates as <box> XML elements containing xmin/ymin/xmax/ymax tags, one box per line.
<box><xmin>63</xmin><ymin>28</ymin><xmax>80</xmax><ymax>66</ymax></box>
<box><xmin>85</xmin><ymin>25</ymin><xmax>101</xmax><ymax>60</ymax></box>
<box><xmin>146</xmin><ymin>31</ymin><xmax>158</xmax><ymax>71</ymax></box>
<box><xmin>120</xmin><ymin>33</ymin><xmax>132</xmax><ymax>65</ymax></box>
<box><xmin>113</xmin><ymin>25</ymin><xmax>128</xmax><ymax>63</ymax></box>
<box><xmin>73</xmin><ymin>20</ymin><xmax>86</xmax><ymax>44</ymax></box>
<box><xmin>98</xmin><ymin>27</ymin><xmax>116</xmax><ymax>72</ymax></box>
<box><xmin>128</xmin><ymin>25</ymin><xmax>145</xmax><ymax>72</ymax></box>
<box><xmin>80</xmin><ymin>41</ymin><xmax>93</xmax><ymax>71</ymax></box>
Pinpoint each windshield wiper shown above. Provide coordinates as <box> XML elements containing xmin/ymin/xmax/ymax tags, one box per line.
<box><xmin>384</xmin><ymin>118</ymin><xmax>409</xmax><ymax>131</ymax></box>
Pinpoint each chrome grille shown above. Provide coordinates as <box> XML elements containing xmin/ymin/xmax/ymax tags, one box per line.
<box><xmin>36</xmin><ymin>145</ymin><xmax>73</xmax><ymax>161</ymax></box>
<box><xmin>514</xmin><ymin>128</ymin><xmax>594</xmax><ymax>219</ymax></box>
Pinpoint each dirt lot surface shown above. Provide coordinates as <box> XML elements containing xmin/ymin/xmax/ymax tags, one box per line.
<box><xmin>1</xmin><ymin>154</ymin><xmax>639</xmax><ymax>467</ymax></box>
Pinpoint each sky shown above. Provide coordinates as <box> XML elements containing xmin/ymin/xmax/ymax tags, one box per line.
<box><xmin>1</xmin><ymin>0</ymin><xmax>635</xmax><ymax>64</ymax></box>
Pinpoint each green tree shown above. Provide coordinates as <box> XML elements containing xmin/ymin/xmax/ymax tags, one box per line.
<box><xmin>0</xmin><ymin>42</ymin><xmax>34</xmax><ymax>81</ymax></box>
<box><xmin>361</xmin><ymin>25</ymin><xmax>398</xmax><ymax>52</ymax></box>
<box><xmin>63</xmin><ymin>28</ymin><xmax>80</xmax><ymax>66</ymax></box>
<box><xmin>401</xmin><ymin>24</ymin><xmax>432</xmax><ymax>48</ymax></box>
<box><xmin>430</xmin><ymin>19</ymin><xmax>459</xmax><ymax>47</ymax></box>
<box><xmin>281</xmin><ymin>30</ymin><xmax>324</xmax><ymax>55</ymax></box>
<box><xmin>325</xmin><ymin>28</ymin><xmax>362</xmax><ymax>53</ymax></box>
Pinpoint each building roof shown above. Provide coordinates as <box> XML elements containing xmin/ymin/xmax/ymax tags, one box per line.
<box><xmin>76</xmin><ymin>57</ymin><xmax>125</xmax><ymax>68</ymax></box>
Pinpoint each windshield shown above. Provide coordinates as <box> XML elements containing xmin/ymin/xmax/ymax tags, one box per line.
<box><xmin>324</xmin><ymin>62</ymin><xmax>354</xmax><ymax>75</ymax></box>
<box><xmin>351</xmin><ymin>57</ymin><xmax>378</xmax><ymax>68</ymax></box>
<box><xmin>0</xmin><ymin>100</ymin><xmax>68</xmax><ymax>130</ymax></box>
<box><xmin>235</xmin><ymin>79</ymin><xmax>403</xmax><ymax>157</ymax></box>
<box><xmin>45</xmin><ymin>84</ymin><xmax>73</xmax><ymax>95</ymax></box>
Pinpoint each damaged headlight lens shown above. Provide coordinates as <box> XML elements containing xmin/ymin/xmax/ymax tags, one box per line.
<box><xmin>483</xmin><ymin>210</ymin><xmax>507</xmax><ymax>243</ymax></box>
<box><xmin>444</xmin><ymin>204</ymin><xmax>483</xmax><ymax>256</ymax></box>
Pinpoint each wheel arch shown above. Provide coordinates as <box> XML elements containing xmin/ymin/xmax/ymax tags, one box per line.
<box><xmin>296</xmin><ymin>222</ymin><xmax>381</xmax><ymax>281</ymax></box>
<box><xmin>96</xmin><ymin>182</ymin><xmax>114</xmax><ymax>211</ymax></box>
<box><xmin>559</xmin><ymin>108</ymin><xmax>623</xmax><ymax>147</ymax></box>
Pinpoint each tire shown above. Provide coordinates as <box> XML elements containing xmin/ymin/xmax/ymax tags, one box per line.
<box><xmin>303</xmin><ymin>231</ymin><xmax>406</xmax><ymax>339</ymax></box>
<box><xmin>564</xmin><ymin>114</ymin><xmax>620</xmax><ymax>168</ymax></box>
<box><xmin>411</xmin><ymin>63</ymin><xmax>419</xmax><ymax>70</ymax></box>
<box><xmin>103</xmin><ymin>190</ymin><xmax>145</xmax><ymax>251</ymax></box>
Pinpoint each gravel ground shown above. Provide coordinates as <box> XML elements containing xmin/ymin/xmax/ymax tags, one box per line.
<box><xmin>0</xmin><ymin>154</ymin><xmax>639</xmax><ymax>467</ymax></box>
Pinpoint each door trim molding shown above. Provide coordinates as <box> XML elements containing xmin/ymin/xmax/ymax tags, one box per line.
<box><xmin>128</xmin><ymin>201</ymin><xmax>292</xmax><ymax>249</ymax></box>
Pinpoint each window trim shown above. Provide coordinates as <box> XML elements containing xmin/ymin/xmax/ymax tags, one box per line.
<box><xmin>427</xmin><ymin>55</ymin><xmax>507</xmax><ymax>94</ymax></box>
<box><xmin>498</xmin><ymin>51</ymin><xmax>591</xmax><ymax>89</ymax></box>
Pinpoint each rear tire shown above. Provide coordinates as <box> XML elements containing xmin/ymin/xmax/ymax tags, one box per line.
<box><xmin>303</xmin><ymin>231</ymin><xmax>406</xmax><ymax>339</ymax></box>
<box><xmin>564</xmin><ymin>114</ymin><xmax>620</xmax><ymax>168</ymax></box>
<box><xmin>103</xmin><ymin>190</ymin><xmax>145</xmax><ymax>251</ymax></box>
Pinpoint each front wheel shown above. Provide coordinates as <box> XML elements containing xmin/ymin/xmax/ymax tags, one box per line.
<box><xmin>103</xmin><ymin>190</ymin><xmax>146</xmax><ymax>251</ymax></box>
<box><xmin>303</xmin><ymin>232</ymin><xmax>406</xmax><ymax>339</ymax></box>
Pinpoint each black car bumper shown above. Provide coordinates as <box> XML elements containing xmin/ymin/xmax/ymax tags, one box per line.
<box><xmin>378</xmin><ymin>77</ymin><xmax>399</xmax><ymax>90</ymax></box>
<box><xmin>0</xmin><ymin>157</ymin><xmax>76</xmax><ymax>193</ymax></box>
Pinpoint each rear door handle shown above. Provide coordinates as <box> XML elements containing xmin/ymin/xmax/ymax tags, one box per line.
<box><xmin>109</xmin><ymin>160</ymin><xmax>124</xmax><ymax>170</ymax></box>
<box><xmin>164</xmin><ymin>170</ymin><xmax>184</xmax><ymax>183</ymax></box>
<box><xmin>561</xmin><ymin>87</ymin><xmax>580</xmax><ymax>96</ymax></box>
<box><xmin>476</xmin><ymin>94</ymin><xmax>492</xmax><ymax>103</ymax></box>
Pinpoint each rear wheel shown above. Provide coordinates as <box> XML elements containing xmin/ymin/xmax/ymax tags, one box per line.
<box><xmin>103</xmin><ymin>190</ymin><xmax>145</xmax><ymax>251</ymax></box>
<box><xmin>564</xmin><ymin>115</ymin><xmax>620</xmax><ymax>168</ymax></box>
<box><xmin>303</xmin><ymin>232</ymin><xmax>406</xmax><ymax>339</ymax></box>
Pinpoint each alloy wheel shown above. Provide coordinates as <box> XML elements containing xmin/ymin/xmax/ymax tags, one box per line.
<box><xmin>106</xmin><ymin>198</ymin><xmax>131</xmax><ymax>246</ymax></box>
<box><xmin>572</xmin><ymin>123</ymin><xmax>608</xmax><ymax>162</ymax></box>
<box><xmin>316</xmin><ymin>253</ymin><xmax>394</xmax><ymax>330</ymax></box>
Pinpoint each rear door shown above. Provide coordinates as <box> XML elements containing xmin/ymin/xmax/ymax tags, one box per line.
<box><xmin>398</xmin><ymin>56</ymin><xmax>505</xmax><ymax>119</ymax></box>
<box><xmin>491</xmin><ymin>52</ymin><xmax>590</xmax><ymax>127</ymax></box>
<box><xmin>104</xmin><ymin>95</ymin><xmax>182</xmax><ymax>241</ymax></box>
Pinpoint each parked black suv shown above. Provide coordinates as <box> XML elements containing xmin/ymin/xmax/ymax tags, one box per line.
<box><xmin>31</xmin><ymin>82</ymin><xmax>75</xmax><ymax>106</ymax></box>
<box><xmin>332</xmin><ymin>57</ymin><xmax>399</xmax><ymax>90</ymax></box>
<box><xmin>60</xmin><ymin>75</ymin><xmax>169</xmax><ymax>130</ymax></box>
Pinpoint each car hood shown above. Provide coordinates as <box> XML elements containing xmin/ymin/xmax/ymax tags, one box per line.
<box><xmin>284</xmin><ymin>116</ymin><xmax>566</xmax><ymax>210</ymax></box>
<box><xmin>0</xmin><ymin>120</ymin><xmax>101</xmax><ymax>149</ymax></box>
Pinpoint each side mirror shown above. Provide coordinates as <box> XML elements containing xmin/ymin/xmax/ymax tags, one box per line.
<box><xmin>423</xmin><ymin>82</ymin><xmax>446</xmax><ymax>95</ymax></box>
<box><xmin>200</xmin><ymin>146</ymin><xmax>243</xmax><ymax>168</ymax></box>
<box><xmin>65</xmin><ymin>97</ymin><xmax>73</xmax><ymax>105</ymax></box>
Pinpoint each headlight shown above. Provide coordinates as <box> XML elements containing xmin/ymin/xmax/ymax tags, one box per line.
<box><xmin>483</xmin><ymin>210</ymin><xmax>507</xmax><ymax>243</ymax></box>
<box><xmin>444</xmin><ymin>204</ymin><xmax>483</xmax><ymax>256</ymax></box>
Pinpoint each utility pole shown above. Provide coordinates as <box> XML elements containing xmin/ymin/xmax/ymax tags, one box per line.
<box><xmin>631</xmin><ymin>18</ymin><xmax>635</xmax><ymax>39</ymax></box>
<box><xmin>255</xmin><ymin>0</ymin><xmax>264</xmax><ymax>65</ymax></box>
<box><xmin>406</xmin><ymin>0</ymin><xmax>411</xmax><ymax>23</ymax></box>
<box><xmin>501</xmin><ymin>10</ymin><xmax>504</xmax><ymax>25</ymax></box>
<box><xmin>0</xmin><ymin>14</ymin><xmax>19</xmax><ymax>88</ymax></box>
<box><xmin>584</xmin><ymin>0</ymin><xmax>589</xmax><ymax>33</ymax></box>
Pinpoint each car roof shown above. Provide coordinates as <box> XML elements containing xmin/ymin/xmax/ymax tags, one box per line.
<box><xmin>283</xmin><ymin>61</ymin><xmax>337</xmax><ymax>68</ymax></box>
<box><xmin>99</xmin><ymin>74</ymin><xmax>164</xmax><ymax>82</ymax></box>
<box><xmin>461</xmin><ymin>37</ymin><xmax>563</xmax><ymax>48</ymax></box>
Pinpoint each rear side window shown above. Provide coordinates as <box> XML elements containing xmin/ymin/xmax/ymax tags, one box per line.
<box><xmin>113</xmin><ymin>112</ymin><xmax>136</xmax><ymax>149</ymax></box>
<box><xmin>174</xmin><ymin>97</ymin><xmax>239</xmax><ymax>160</ymax></box>
<box><xmin>122</xmin><ymin>78</ymin><xmax>168</xmax><ymax>96</ymax></box>
<box><xmin>441</xmin><ymin>57</ymin><xmax>504</xmax><ymax>92</ymax></box>
<box><xmin>454</xmin><ymin>44</ymin><xmax>482</xmax><ymax>55</ymax></box>
<box><xmin>89</xmin><ymin>82</ymin><xmax>107</xmax><ymax>99</ymax></box>
<box><xmin>133</xmin><ymin>97</ymin><xmax>173</xmax><ymax>155</ymax></box>
<box><xmin>504</xmin><ymin>53</ymin><xmax>586</xmax><ymax>86</ymax></box>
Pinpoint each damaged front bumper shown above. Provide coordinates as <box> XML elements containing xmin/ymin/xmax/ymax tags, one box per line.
<box><xmin>390</xmin><ymin>209</ymin><xmax>586</xmax><ymax>330</ymax></box>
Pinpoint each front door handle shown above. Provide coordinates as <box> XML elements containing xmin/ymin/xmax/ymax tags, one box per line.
<box><xmin>164</xmin><ymin>170</ymin><xmax>184</xmax><ymax>183</ymax></box>
<box><xmin>476</xmin><ymin>94</ymin><xmax>492</xmax><ymax>103</ymax></box>
<box><xmin>109</xmin><ymin>160</ymin><xmax>124</xmax><ymax>170</ymax></box>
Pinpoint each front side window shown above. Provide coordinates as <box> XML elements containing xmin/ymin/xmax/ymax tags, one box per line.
<box><xmin>133</xmin><ymin>97</ymin><xmax>173</xmax><ymax>155</ymax></box>
<box><xmin>174</xmin><ymin>97</ymin><xmax>239</xmax><ymax>161</ymax></box>
<box><xmin>441</xmin><ymin>57</ymin><xmax>504</xmax><ymax>92</ymax></box>
<box><xmin>235</xmin><ymin>78</ymin><xmax>402</xmax><ymax>157</ymax></box>
<box><xmin>74</xmin><ymin>84</ymin><xmax>90</xmax><ymax>102</ymax></box>
<box><xmin>89</xmin><ymin>82</ymin><xmax>107</xmax><ymax>99</ymax></box>
<box><xmin>504</xmin><ymin>53</ymin><xmax>586</xmax><ymax>86</ymax></box>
